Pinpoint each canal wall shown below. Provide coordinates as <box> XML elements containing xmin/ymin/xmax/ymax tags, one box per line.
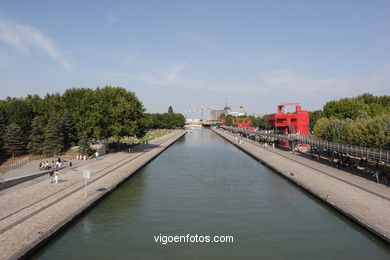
<box><xmin>212</xmin><ymin>127</ymin><xmax>390</xmax><ymax>243</ymax></box>
<box><xmin>0</xmin><ymin>130</ymin><xmax>187</xmax><ymax>260</ymax></box>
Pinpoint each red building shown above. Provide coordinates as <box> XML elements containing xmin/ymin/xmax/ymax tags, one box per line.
<box><xmin>232</xmin><ymin>118</ymin><xmax>255</xmax><ymax>130</ymax></box>
<box><xmin>268</xmin><ymin>103</ymin><xmax>309</xmax><ymax>136</ymax></box>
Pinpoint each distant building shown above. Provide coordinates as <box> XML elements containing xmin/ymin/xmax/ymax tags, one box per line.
<box><xmin>208</xmin><ymin>110</ymin><xmax>225</xmax><ymax>121</ymax></box>
<box><xmin>223</xmin><ymin>106</ymin><xmax>231</xmax><ymax>115</ymax></box>
<box><xmin>238</xmin><ymin>106</ymin><xmax>246</xmax><ymax>116</ymax></box>
<box><xmin>208</xmin><ymin>105</ymin><xmax>247</xmax><ymax>121</ymax></box>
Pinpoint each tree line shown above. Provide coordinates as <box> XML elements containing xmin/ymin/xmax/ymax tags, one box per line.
<box><xmin>0</xmin><ymin>87</ymin><xmax>184</xmax><ymax>161</ymax></box>
<box><xmin>311</xmin><ymin>93</ymin><xmax>390</xmax><ymax>148</ymax></box>
<box><xmin>145</xmin><ymin>112</ymin><xmax>185</xmax><ymax>129</ymax></box>
<box><xmin>218</xmin><ymin>93</ymin><xmax>389</xmax><ymax>148</ymax></box>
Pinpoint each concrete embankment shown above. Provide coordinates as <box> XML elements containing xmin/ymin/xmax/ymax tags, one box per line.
<box><xmin>212</xmin><ymin>127</ymin><xmax>390</xmax><ymax>243</ymax></box>
<box><xmin>0</xmin><ymin>130</ymin><xmax>186</xmax><ymax>260</ymax></box>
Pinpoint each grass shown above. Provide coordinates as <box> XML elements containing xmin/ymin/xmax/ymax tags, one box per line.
<box><xmin>105</xmin><ymin>129</ymin><xmax>172</xmax><ymax>152</ymax></box>
<box><xmin>139</xmin><ymin>129</ymin><xmax>172</xmax><ymax>143</ymax></box>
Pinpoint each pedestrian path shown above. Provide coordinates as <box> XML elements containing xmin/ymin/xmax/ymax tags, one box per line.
<box><xmin>214</xmin><ymin>128</ymin><xmax>390</xmax><ymax>243</ymax></box>
<box><xmin>0</xmin><ymin>130</ymin><xmax>186</xmax><ymax>260</ymax></box>
<box><xmin>0</xmin><ymin>156</ymin><xmax>89</xmax><ymax>182</ymax></box>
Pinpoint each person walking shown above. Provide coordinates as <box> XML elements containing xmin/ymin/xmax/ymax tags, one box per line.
<box><xmin>49</xmin><ymin>170</ymin><xmax>54</xmax><ymax>183</ymax></box>
<box><xmin>54</xmin><ymin>170</ymin><xmax>59</xmax><ymax>184</ymax></box>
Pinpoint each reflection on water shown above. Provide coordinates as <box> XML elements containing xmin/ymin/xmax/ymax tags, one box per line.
<box><xmin>33</xmin><ymin>129</ymin><xmax>390</xmax><ymax>260</ymax></box>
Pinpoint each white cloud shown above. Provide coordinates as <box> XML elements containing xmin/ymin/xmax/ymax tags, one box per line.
<box><xmin>0</xmin><ymin>18</ymin><xmax>71</xmax><ymax>71</ymax></box>
<box><xmin>112</xmin><ymin>63</ymin><xmax>189</xmax><ymax>86</ymax></box>
<box><xmin>109</xmin><ymin>58</ymin><xmax>390</xmax><ymax>105</ymax></box>
<box><xmin>259</xmin><ymin>64</ymin><xmax>390</xmax><ymax>96</ymax></box>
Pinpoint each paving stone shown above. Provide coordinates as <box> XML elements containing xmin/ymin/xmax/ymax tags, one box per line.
<box><xmin>0</xmin><ymin>130</ymin><xmax>186</xmax><ymax>260</ymax></box>
<box><xmin>213</xmin><ymin>128</ymin><xmax>390</xmax><ymax>243</ymax></box>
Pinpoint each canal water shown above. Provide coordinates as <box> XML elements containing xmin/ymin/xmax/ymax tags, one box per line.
<box><xmin>33</xmin><ymin>129</ymin><xmax>389</xmax><ymax>259</ymax></box>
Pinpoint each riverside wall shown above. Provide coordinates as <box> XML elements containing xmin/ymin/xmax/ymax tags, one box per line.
<box><xmin>212</xmin><ymin>127</ymin><xmax>390</xmax><ymax>243</ymax></box>
<box><xmin>0</xmin><ymin>130</ymin><xmax>187</xmax><ymax>260</ymax></box>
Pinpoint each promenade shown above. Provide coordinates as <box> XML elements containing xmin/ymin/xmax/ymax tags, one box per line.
<box><xmin>0</xmin><ymin>130</ymin><xmax>187</xmax><ymax>260</ymax></box>
<box><xmin>212</xmin><ymin>127</ymin><xmax>390</xmax><ymax>243</ymax></box>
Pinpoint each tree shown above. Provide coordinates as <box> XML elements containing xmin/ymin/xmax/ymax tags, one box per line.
<box><xmin>43</xmin><ymin>113</ymin><xmax>64</xmax><ymax>155</ymax></box>
<box><xmin>78</xmin><ymin>132</ymin><xmax>91</xmax><ymax>155</ymax></box>
<box><xmin>313</xmin><ymin>117</ymin><xmax>331</xmax><ymax>140</ymax></box>
<box><xmin>28</xmin><ymin>116</ymin><xmax>46</xmax><ymax>154</ymax></box>
<box><xmin>309</xmin><ymin>110</ymin><xmax>325</xmax><ymax>131</ymax></box>
<box><xmin>3</xmin><ymin>123</ymin><xmax>26</xmax><ymax>157</ymax></box>
<box><xmin>62</xmin><ymin>87</ymin><xmax>96</xmax><ymax>139</ymax></box>
<box><xmin>0</xmin><ymin>111</ymin><xmax>5</xmax><ymax>158</ymax></box>
<box><xmin>1</xmin><ymin>97</ymin><xmax>35</xmax><ymax>137</ymax></box>
<box><xmin>60</xmin><ymin>110</ymin><xmax>76</xmax><ymax>149</ymax></box>
<box><xmin>168</xmin><ymin>105</ymin><xmax>174</xmax><ymax>114</ymax></box>
<box><xmin>94</xmin><ymin>86</ymin><xmax>146</xmax><ymax>139</ymax></box>
<box><xmin>224</xmin><ymin>115</ymin><xmax>233</xmax><ymax>126</ymax></box>
<box><xmin>219</xmin><ymin>113</ymin><xmax>226</xmax><ymax>120</ymax></box>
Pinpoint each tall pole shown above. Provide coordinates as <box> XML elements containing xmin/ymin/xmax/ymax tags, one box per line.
<box><xmin>201</xmin><ymin>105</ymin><xmax>205</xmax><ymax>122</ymax></box>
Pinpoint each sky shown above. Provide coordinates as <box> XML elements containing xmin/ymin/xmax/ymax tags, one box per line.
<box><xmin>0</xmin><ymin>0</ymin><xmax>389</xmax><ymax>117</ymax></box>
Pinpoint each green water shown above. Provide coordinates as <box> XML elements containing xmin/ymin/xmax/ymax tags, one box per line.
<box><xmin>32</xmin><ymin>129</ymin><xmax>389</xmax><ymax>259</ymax></box>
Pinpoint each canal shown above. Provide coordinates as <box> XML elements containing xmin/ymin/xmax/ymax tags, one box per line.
<box><xmin>33</xmin><ymin>129</ymin><xmax>389</xmax><ymax>259</ymax></box>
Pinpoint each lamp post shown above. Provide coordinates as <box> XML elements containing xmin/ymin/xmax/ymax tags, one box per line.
<box><xmin>200</xmin><ymin>105</ymin><xmax>205</xmax><ymax>122</ymax></box>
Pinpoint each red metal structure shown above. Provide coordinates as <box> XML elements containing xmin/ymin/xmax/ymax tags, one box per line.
<box><xmin>268</xmin><ymin>103</ymin><xmax>309</xmax><ymax>136</ymax></box>
<box><xmin>232</xmin><ymin>118</ymin><xmax>255</xmax><ymax>130</ymax></box>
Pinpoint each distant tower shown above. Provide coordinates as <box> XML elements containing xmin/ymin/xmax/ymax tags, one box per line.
<box><xmin>224</xmin><ymin>106</ymin><xmax>231</xmax><ymax>115</ymax></box>
<box><xmin>238</xmin><ymin>106</ymin><xmax>246</xmax><ymax>116</ymax></box>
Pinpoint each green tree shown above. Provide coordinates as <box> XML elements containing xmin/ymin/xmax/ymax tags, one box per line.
<box><xmin>78</xmin><ymin>132</ymin><xmax>91</xmax><ymax>155</ymax></box>
<box><xmin>313</xmin><ymin>117</ymin><xmax>331</xmax><ymax>140</ymax></box>
<box><xmin>28</xmin><ymin>116</ymin><xmax>46</xmax><ymax>155</ymax></box>
<box><xmin>309</xmin><ymin>110</ymin><xmax>325</xmax><ymax>131</ymax></box>
<box><xmin>144</xmin><ymin>112</ymin><xmax>185</xmax><ymax>129</ymax></box>
<box><xmin>93</xmin><ymin>86</ymin><xmax>146</xmax><ymax>140</ymax></box>
<box><xmin>60</xmin><ymin>110</ymin><xmax>76</xmax><ymax>149</ymax></box>
<box><xmin>224</xmin><ymin>115</ymin><xmax>233</xmax><ymax>126</ymax></box>
<box><xmin>3</xmin><ymin>123</ymin><xmax>26</xmax><ymax>157</ymax></box>
<box><xmin>174</xmin><ymin>113</ymin><xmax>186</xmax><ymax>127</ymax></box>
<box><xmin>219</xmin><ymin>113</ymin><xmax>226</xmax><ymax>120</ymax></box>
<box><xmin>1</xmin><ymin>97</ymin><xmax>35</xmax><ymax>137</ymax></box>
<box><xmin>0</xmin><ymin>111</ymin><xmax>5</xmax><ymax>158</ymax></box>
<box><xmin>62</xmin><ymin>87</ymin><xmax>96</xmax><ymax>139</ymax></box>
<box><xmin>43</xmin><ymin>113</ymin><xmax>64</xmax><ymax>155</ymax></box>
<box><xmin>168</xmin><ymin>105</ymin><xmax>174</xmax><ymax>114</ymax></box>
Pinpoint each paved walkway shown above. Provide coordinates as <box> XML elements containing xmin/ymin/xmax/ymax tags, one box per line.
<box><xmin>0</xmin><ymin>130</ymin><xmax>186</xmax><ymax>260</ymax></box>
<box><xmin>213</xmin><ymin>127</ymin><xmax>390</xmax><ymax>243</ymax></box>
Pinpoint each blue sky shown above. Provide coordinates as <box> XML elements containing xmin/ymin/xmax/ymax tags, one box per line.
<box><xmin>0</xmin><ymin>0</ymin><xmax>389</xmax><ymax>117</ymax></box>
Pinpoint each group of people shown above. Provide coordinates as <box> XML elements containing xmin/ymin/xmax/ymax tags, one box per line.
<box><xmin>38</xmin><ymin>157</ymin><xmax>64</xmax><ymax>184</ymax></box>
<box><xmin>39</xmin><ymin>157</ymin><xmax>62</xmax><ymax>171</ymax></box>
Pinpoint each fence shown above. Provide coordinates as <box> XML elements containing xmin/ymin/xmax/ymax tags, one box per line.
<box><xmin>221</xmin><ymin>126</ymin><xmax>390</xmax><ymax>164</ymax></box>
<box><xmin>0</xmin><ymin>154</ymin><xmax>48</xmax><ymax>174</ymax></box>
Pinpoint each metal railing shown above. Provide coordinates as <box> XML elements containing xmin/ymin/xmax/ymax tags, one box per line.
<box><xmin>220</xmin><ymin>126</ymin><xmax>390</xmax><ymax>164</ymax></box>
<box><xmin>0</xmin><ymin>154</ymin><xmax>48</xmax><ymax>174</ymax></box>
